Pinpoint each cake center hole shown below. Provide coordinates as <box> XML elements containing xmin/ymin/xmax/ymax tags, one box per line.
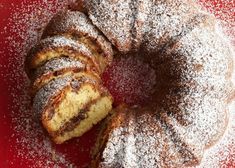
<box><xmin>102</xmin><ymin>56</ymin><xmax>156</xmax><ymax>106</ymax></box>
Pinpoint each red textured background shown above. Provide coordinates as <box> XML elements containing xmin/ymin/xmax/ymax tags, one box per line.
<box><xmin>0</xmin><ymin>0</ymin><xmax>234</xmax><ymax>167</ymax></box>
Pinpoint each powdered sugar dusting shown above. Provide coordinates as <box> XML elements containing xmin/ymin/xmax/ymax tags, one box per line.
<box><xmin>85</xmin><ymin>0</ymin><xmax>134</xmax><ymax>52</ymax></box>
<box><xmin>195</xmin><ymin>101</ymin><xmax>235</xmax><ymax>168</ymax></box>
<box><xmin>41</xmin><ymin>9</ymin><xmax>113</xmax><ymax>61</ymax></box>
<box><xmin>34</xmin><ymin>57</ymin><xmax>85</xmax><ymax>80</ymax></box>
<box><xmin>29</xmin><ymin>35</ymin><xmax>92</xmax><ymax>60</ymax></box>
<box><xmin>102</xmin><ymin>56</ymin><xmax>156</xmax><ymax>106</ymax></box>
<box><xmin>197</xmin><ymin>0</ymin><xmax>235</xmax><ymax>45</ymax></box>
<box><xmin>0</xmin><ymin>0</ymin><xmax>235</xmax><ymax>167</ymax></box>
<box><xmin>33</xmin><ymin>76</ymin><xmax>72</xmax><ymax>114</ymax></box>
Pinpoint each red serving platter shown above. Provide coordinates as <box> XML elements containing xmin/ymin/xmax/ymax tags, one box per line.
<box><xmin>0</xmin><ymin>0</ymin><xmax>234</xmax><ymax>167</ymax></box>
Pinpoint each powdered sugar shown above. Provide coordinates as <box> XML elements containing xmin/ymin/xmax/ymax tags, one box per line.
<box><xmin>85</xmin><ymin>0</ymin><xmax>134</xmax><ymax>52</ymax></box>
<box><xmin>197</xmin><ymin>0</ymin><xmax>235</xmax><ymax>45</ymax></box>
<box><xmin>102</xmin><ymin>56</ymin><xmax>156</xmax><ymax>106</ymax></box>
<box><xmin>28</xmin><ymin>35</ymin><xmax>93</xmax><ymax>67</ymax></box>
<box><xmin>33</xmin><ymin>57</ymin><xmax>85</xmax><ymax>82</ymax></box>
<box><xmin>42</xmin><ymin>9</ymin><xmax>113</xmax><ymax>61</ymax></box>
<box><xmin>0</xmin><ymin>0</ymin><xmax>235</xmax><ymax>167</ymax></box>
<box><xmin>195</xmin><ymin>101</ymin><xmax>235</xmax><ymax>168</ymax></box>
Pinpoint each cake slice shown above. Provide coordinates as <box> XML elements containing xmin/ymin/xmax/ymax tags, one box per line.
<box><xmin>30</xmin><ymin>57</ymin><xmax>100</xmax><ymax>95</ymax></box>
<box><xmin>25</xmin><ymin>36</ymin><xmax>102</xmax><ymax>75</ymax></box>
<box><xmin>33</xmin><ymin>75</ymin><xmax>113</xmax><ymax>144</ymax></box>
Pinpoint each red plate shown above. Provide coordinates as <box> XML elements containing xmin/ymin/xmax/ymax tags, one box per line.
<box><xmin>0</xmin><ymin>0</ymin><xmax>234</xmax><ymax>167</ymax></box>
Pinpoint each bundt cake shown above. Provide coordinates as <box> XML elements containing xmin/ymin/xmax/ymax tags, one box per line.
<box><xmin>25</xmin><ymin>0</ymin><xmax>235</xmax><ymax>167</ymax></box>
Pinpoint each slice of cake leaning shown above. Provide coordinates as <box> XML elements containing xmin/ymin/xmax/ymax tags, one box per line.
<box><xmin>33</xmin><ymin>75</ymin><xmax>113</xmax><ymax>144</ymax></box>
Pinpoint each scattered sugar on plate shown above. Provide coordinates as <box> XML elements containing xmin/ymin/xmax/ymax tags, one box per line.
<box><xmin>0</xmin><ymin>0</ymin><xmax>76</xmax><ymax>167</ymax></box>
<box><xmin>197</xmin><ymin>0</ymin><xmax>235</xmax><ymax>45</ymax></box>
